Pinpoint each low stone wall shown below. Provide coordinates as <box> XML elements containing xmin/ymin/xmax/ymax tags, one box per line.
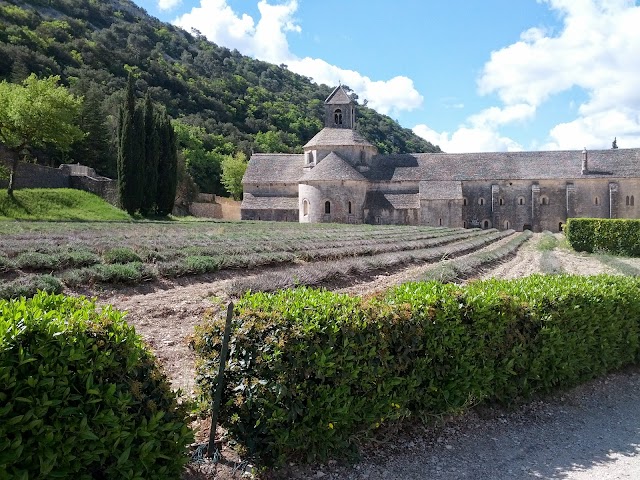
<box><xmin>69</xmin><ymin>175</ymin><xmax>118</xmax><ymax>206</ymax></box>
<box><xmin>0</xmin><ymin>162</ymin><xmax>69</xmax><ymax>189</ymax></box>
<box><xmin>189</xmin><ymin>194</ymin><xmax>241</xmax><ymax>220</ymax></box>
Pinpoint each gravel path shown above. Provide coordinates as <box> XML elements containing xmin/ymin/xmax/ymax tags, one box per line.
<box><xmin>279</xmin><ymin>367</ymin><xmax>640</xmax><ymax>480</ymax></box>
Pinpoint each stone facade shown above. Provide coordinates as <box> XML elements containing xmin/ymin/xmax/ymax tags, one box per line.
<box><xmin>241</xmin><ymin>86</ymin><xmax>640</xmax><ymax>231</ymax></box>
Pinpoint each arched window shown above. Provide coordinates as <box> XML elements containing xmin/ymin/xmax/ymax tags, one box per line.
<box><xmin>463</xmin><ymin>221</ymin><xmax>467</xmax><ymax>228</ymax></box>
<box><xmin>303</xmin><ymin>199</ymin><xmax>309</xmax><ymax>216</ymax></box>
<box><xmin>499</xmin><ymin>198</ymin><xmax>504</xmax><ymax>206</ymax></box>
<box><xmin>348</xmin><ymin>201</ymin><xmax>352</xmax><ymax>214</ymax></box>
<box><xmin>632</xmin><ymin>195</ymin><xmax>635</xmax><ymax>206</ymax></box>
<box><xmin>324</xmin><ymin>201</ymin><xmax>331</xmax><ymax>214</ymax></box>
<box><xmin>439</xmin><ymin>218</ymin><xmax>443</xmax><ymax>226</ymax></box>
<box><xmin>518</xmin><ymin>196</ymin><xmax>525</xmax><ymax>206</ymax></box>
<box><xmin>463</xmin><ymin>197</ymin><xmax>468</xmax><ymax>206</ymax></box>
<box><xmin>594</xmin><ymin>196</ymin><xmax>599</xmax><ymax>206</ymax></box>
<box><xmin>626</xmin><ymin>196</ymin><xmax>630</xmax><ymax>206</ymax></box>
<box><xmin>334</xmin><ymin>109</ymin><xmax>342</xmax><ymax>125</ymax></box>
<box><xmin>540</xmin><ymin>196</ymin><xmax>549</xmax><ymax>205</ymax></box>
<box><xmin>478</xmin><ymin>198</ymin><xmax>485</xmax><ymax>206</ymax></box>
<box><xmin>504</xmin><ymin>220</ymin><xmax>510</xmax><ymax>229</ymax></box>
<box><xmin>483</xmin><ymin>220</ymin><xmax>490</xmax><ymax>229</ymax></box>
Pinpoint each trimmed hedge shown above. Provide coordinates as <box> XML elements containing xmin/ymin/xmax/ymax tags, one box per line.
<box><xmin>193</xmin><ymin>275</ymin><xmax>640</xmax><ymax>465</ymax></box>
<box><xmin>565</xmin><ymin>218</ymin><xmax>640</xmax><ymax>256</ymax></box>
<box><xmin>0</xmin><ymin>293</ymin><xmax>193</xmax><ymax>479</ymax></box>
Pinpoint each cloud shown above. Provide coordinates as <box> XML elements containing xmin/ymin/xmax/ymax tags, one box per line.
<box><xmin>413</xmin><ymin>124</ymin><xmax>523</xmax><ymax>153</ymax></box>
<box><xmin>158</xmin><ymin>0</ymin><xmax>182</xmax><ymax>11</ymax></box>
<box><xmin>417</xmin><ymin>0</ymin><xmax>640</xmax><ymax>152</ymax></box>
<box><xmin>173</xmin><ymin>0</ymin><xmax>423</xmax><ymax>115</ymax></box>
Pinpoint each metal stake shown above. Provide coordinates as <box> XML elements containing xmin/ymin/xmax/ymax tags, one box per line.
<box><xmin>208</xmin><ymin>301</ymin><xmax>234</xmax><ymax>457</ymax></box>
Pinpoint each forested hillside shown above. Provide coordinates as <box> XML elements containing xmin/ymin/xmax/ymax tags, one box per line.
<box><xmin>0</xmin><ymin>0</ymin><xmax>440</xmax><ymax>195</ymax></box>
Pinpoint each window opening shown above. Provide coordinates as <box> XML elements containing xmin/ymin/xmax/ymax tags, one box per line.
<box><xmin>479</xmin><ymin>198</ymin><xmax>485</xmax><ymax>206</ymax></box>
<box><xmin>595</xmin><ymin>196</ymin><xmax>599</xmax><ymax>206</ymax></box>
<box><xmin>303</xmin><ymin>199</ymin><xmax>309</xmax><ymax>216</ymax></box>
<box><xmin>348</xmin><ymin>201</ymin><xmax>352</xmax><ymax>214</ymax></box>
<box><xmin>632</xmin><ymin>195</ymin><xmax>635</xmax><ymax>206</ymax></box>
<box><xmin>334</xmin><ymin>109</ymin><xmax>342</xmax><ymax>125</ymax></box>
<box><xmin>324</xmin><ymin>201</ymin><xmax>331</xmax><ymax>214</ymax></box>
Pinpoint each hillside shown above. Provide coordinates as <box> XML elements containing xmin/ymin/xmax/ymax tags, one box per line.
<box><xmin>0</xmin><ymin>0</ymin><xmax>440</xmax><ymax>191</ymax></box>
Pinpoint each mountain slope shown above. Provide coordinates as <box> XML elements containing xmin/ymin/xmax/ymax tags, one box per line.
<box><xmin>0</xmin><ymin>0</ymin><xmax>440</xmax><ymax>184</ymax></box>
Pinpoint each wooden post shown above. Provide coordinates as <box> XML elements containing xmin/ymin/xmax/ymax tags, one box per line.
<box><xmin>208</xmin><ymin>301</ymin><xmax>234</xmax><ymax>457</ymax></box>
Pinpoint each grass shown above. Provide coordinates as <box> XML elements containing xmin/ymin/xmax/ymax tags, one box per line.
<box><xmin>0</xmin><ymin>189</ymin><xmax>131</xmax><ymax>221</ymax></box>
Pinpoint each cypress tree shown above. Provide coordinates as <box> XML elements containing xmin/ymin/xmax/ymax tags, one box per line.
<box><xmin>156</xmin><ymin>110</ymin><xmax>178</xmax><ymax>216</ymax></box>
<box><xmin>117</xmin><ymin>73</ymin><xmax>144</xmax><ymax>214</ymax></box>
<box><xmin>140</xmin><ymin>92</ymin><xmax>159</xmax><ymax>216</ymax></box>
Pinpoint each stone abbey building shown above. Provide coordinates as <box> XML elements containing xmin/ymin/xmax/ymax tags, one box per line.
<box><xmin>241</xmin><ymin>86</ymin><xmax>640</xmax><ymax>231</ymax></box>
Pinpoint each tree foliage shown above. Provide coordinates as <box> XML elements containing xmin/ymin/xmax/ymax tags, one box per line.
<box><xmin>221</xmin><ymin>151</ymin><xmax>247</xmax><ymax>200</ymax></box>
<box><xmin>0</xmin><ymin>73</ymin><xmax>83</xmax><ymax>194</ymax></box>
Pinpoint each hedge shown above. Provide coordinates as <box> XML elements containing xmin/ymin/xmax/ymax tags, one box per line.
<box><xmin>565</xmin><ymin>218</ymin><xmax>640</xmax><ymax>256</ymax></box>
<box><xmin>193</xmin><ymin>275</ymin><xmax>640</xmax><ymax>465</ymax></box>
<box><xmin>0</xmin><ymin>293</ymin><xmax>193</xmax><ymax>479</ymax></box>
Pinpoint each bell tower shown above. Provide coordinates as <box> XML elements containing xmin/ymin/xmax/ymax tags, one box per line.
<box><xmin>324</xmin><ymin>85</ymin><xmax>355</xmax><ymax>129</ymax></box>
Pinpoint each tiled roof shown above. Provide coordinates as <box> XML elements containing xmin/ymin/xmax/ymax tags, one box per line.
<box><xmin>243</xmin><ymin>153</ymin><xmax>303</xmax><ymax>184</ymax></box>
<box><xmin>301</xmin><ymin>152</ymin><xmax>367</xmax><ymax>182</ymax></box>
<box><xmin>420</xmin><ymin>181</ymin><xmax>463</xmax><ymax>200</ymax></box>
<box><xmin>325</xmin><ymin>86</ymin><xmax>353</xmax><ymax>105</ymax></box>
<box><xmin>304</xmin><ymin>128</ymin><xmax>374</xmax><ymax>148</ymax></box>
<box><xmin>364</xmin><ymin>191</ymin><xmax>420</xmax><ymax>210</ymax></box>
<box><xmin>365</xmin><ymin>149</ymin><xmax>640</xmax><ymax>182</ymax></box>
<box><xmin>241</xmin><ymin>193</ymin><xmax>299</xmax><ymax>210</ymax></box>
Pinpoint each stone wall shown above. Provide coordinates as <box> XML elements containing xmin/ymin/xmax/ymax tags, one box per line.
<box><xmin>299</xmin><ymin>181</ymin><xmax>367</xmax><ymax>223</ymax></box>
<box><xmin>0</xmin><ymin>162</ymin><xmax>69</xmax><ymax>189</ymax></box>
<box><xmin>189</xmin><ymin>193</ymin><xmax>241</xmax><ymax>220</ymax></box>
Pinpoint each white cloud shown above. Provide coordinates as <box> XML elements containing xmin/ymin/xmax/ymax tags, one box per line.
<box><xmin>173</xmin><ymin>0</ymin><xmax>423</xmax><ymax>115</ymax></box>
<box><xmin>158</xmin><ymin>0</ymin><xmax>182</xmax><ymax>11</ymax></box>
<box><xmin>416</xmin><ymin>0</ymin><xmax>640</xmax><ymax>152</ymax></box>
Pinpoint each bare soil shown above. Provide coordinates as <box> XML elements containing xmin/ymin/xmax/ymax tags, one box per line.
<box><xmin>67</xmin><ymin>233</ymin><xmax>629</xmax><ymax>479</ymax></box>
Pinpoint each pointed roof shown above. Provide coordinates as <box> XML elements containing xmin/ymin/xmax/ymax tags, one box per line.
<box><xmin>304</xmin><ymin>127</ymin><xmax>375</xmax><ymax>149</ymax></box>
<box><xmin>325</xmin><ymin>85</ymin><xmax>354</xmax><ymax>105</ymax></box>
<box><xmin>302</xmin><ymin>152</ymin><xmax>366</xmax><ymax>182</ymax></box>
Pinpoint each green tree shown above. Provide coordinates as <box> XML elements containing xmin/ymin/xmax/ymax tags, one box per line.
<box><xmin>117</xmin><ymin>73</ymin><xmax>144</xmax><ymax>214</ymax></box>
<box><xmin>0</xmin><ymin>74</ymin><xmax>83</xmax><ymax>195</ymax></box>
<box><xmin>155</xmin><ymin>108</ymin><xmax>178</xmax><ymax>216</ymax></box>
<box><xmin>140</xmin><ymin>92</ymin><xmax>159</xmax><ymax>215</ymax></box>
<box><xmin>221</xmin><ymin>151</ymin><xmax>247</xmax><ymax>200</ymax></box>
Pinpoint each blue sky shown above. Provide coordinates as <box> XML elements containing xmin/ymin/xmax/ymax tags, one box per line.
<box><xmin>131</xmin><ymin>0</ymin><xmax>640</xmax><ymax>153</ymax></box>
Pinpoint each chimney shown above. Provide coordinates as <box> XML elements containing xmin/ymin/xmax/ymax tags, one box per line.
<box><xmin>581</xmin><ymin>148</ymin><xmax>588</xmax><ymax>175</ymax></box>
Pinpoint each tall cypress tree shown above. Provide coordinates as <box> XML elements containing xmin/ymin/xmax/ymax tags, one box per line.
<box><xmin>156</xmin><ymin>110</ymin><xmax>178</xmax><ymax>216</ymax></box>
<box><xmin>140</xmin><ymin>92</ymin><xmax>159</xmax><ymax>216</ymax></box>
<box><xmin>117</xmin><ymin>73</ymin><xmax>144</xmax><ymax>214</ymax></box>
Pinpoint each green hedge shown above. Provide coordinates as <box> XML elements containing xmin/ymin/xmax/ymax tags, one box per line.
<box><xmin>193</xmin><ymin>275</ymin><xmax>640</xmax><ymax>465</ymax></box>
<box><xmin>565</xmin><ymin>218</ymin><xmax>640</xmax><ymax>256</ymax></box>
<box><xmin>0</xmin><ymin>293</ymin><xmax>193</xmax><ymax>479</ymax></box>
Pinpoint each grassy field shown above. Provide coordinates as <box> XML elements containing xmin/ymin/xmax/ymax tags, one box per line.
<box><xmin>0</xmin><ymin>189</ymin><xmax>131</xmax><ymax>221</ymax></box>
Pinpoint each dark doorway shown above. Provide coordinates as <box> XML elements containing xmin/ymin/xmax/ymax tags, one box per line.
<box><xmin>523</xmin><ymin>224</ymin><xmax>532</xmax><ymax>231</ymax></box>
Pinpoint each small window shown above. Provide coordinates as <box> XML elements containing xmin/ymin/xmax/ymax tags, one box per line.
<box><xmin>478</xmin><ymin>198</ymin><xmax>485</xmax><ymax>206</ymax></box>
<box><xmin>504</xmin><ymin>220</ymin><xmax>510</xmax><ymax>229</ymax></box>
<box><xmin>324</xmin><ymin>201</ymin><xmax>331</xmax><ymax>214</ymax></box>
<box><xmin>517</xmin><ymin>197</ymin><xmax>525</xmax><ymax>206</ymax></box>
<box><xmin>540</xmin><ymin>196</ymin><xmax>549</xmax><ymax>206</ymax></box>
<box><xmin>303</xmin><ymin>199</ymin><xmax>309</xmax><ymax>216</ymax></box>
<box><xmin>463</xmin><ymin>197</ymin><xmax>468</xmax><ymax>206</ymax></box>
<box><xmin>483</xmin><ymin>220</ymin><xmax>490</xmax><ymax>229</ymax></box>
<box><xmin>348</xmin><ymin>201</ymin><xmax>352</xmax><ymax>214</ymax></box>
<box><xmin>334</xmin><ymin>108</ymin><xmax>342</xmax><ymax>125</ymax></box>
<box><xmin>594</xmin><ymin>196</ymin><xmax>599</xmax><ymax>206</ymax></box>
<box><xmin>463</xmin><ymin>221</ymin><xmax>467</xmax><ymax>228</ymax></box>
<box><xmin>626</xmin><ymin>196</ymin><xmax>630</xmax><ymax>206</ymax></box>
<box><xmin>499</xmin><ymin>198</ymin><xmax>504</xmax><ymax>206</ymax></box>
<box><xmin>359</xmin><ymin>150</ymin><xmax>365</xmax><ymax>163</ymax></box>
<box><xmin>632</xmin><ymin>195</ymin><xmax>635</xmax><ymax>206</ymax></box>
<box><xmin>439</xmin><ymin>218</ymin><xmax>443</xmax><ymax>226</ymax></box>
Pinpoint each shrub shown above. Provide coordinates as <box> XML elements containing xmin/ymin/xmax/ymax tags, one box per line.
<box><xmin>194</xmin><ymin>275</ymin><xmax>640</xmax><ymax>466</ymax></box>
<box><xmin>14</xmin><ymin>251</ymin><xmax>60</xmax><ymax>271</ymax></box>
<box><xmin>0</xmin><ymin>255</ymin><xmax>14</xmax><ymax>273</ymax></box>
<box><xmin>565</xmin><ymin>218</ymin><xmax>640</xmax><ymax>256</ymax></box>
<box><xmin>93</xmin><ymin>262</ymin><xmax>156</xmax><ymax>284</ymax></box>
<box><xmin>0</xmin><ymin>293</ymin><xmax>193</xmax><ymax>479</ymax></box>
<box><xmin>60</xmin><ymin>249</ymin><xmax>101</xmax><ymax>268</ymax></box>
<box><xmin>0</xmin><ymin>274</ymin><xmax>63</xmax><ymax>300</ymax></box>
<box><xmin>184</xmin><ymin>255</ymin><xmax>222</xmax><ymax>274</ymax></box>
<box><xmin>103</xmin><ymin>247</ymin><xmax>142</xmax><ymax>264</ymax></box>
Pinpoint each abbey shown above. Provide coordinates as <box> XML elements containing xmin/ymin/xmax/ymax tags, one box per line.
<box><xmin>241</xmin><ymin>86</ymin><xmax>640</xmax><ymax>232</ymax></box>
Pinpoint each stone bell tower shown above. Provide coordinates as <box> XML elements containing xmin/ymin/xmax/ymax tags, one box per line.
<box><xmin>324</xmin><ymin>85</ymin><xmax>355</xmax><ymax>129</ymax></box>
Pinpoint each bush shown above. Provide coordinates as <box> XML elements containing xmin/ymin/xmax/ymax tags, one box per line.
<box><xmin>193</xmin><ymin>275</ymin><xmax>640</xmax><ymax>465</ymax></box>
<box><xmin>0</xmin><ymin>274</ymin><xmax>63</xmax><ymax>300</ymax></box>
<box><xmin>103</xmin><ymin>247</ymin><xmax>142</xmax><ymax>264</ymax></box>
<box><xmin>14</xmin><ymin>251</ymin><xmax>60</xmax><ymax>271</ymax></box>
<box><xmin>565</xmin><ymin>218</ymin><xmax>640</xmax><ymax>256</ymax></box>
<box><xmin>0</xmin><ymin>293</ymin><xmax>193</xmax><ymax>479</ymax></box>
<box><xmin>93</xmin><ymin>262</ymin><xmax>156</xmax><ymax>284</ymax></box>
<box><xmin>0</xmin><ymin>255</ymin><xmax>14</xmax><ymax>273</ymax></box>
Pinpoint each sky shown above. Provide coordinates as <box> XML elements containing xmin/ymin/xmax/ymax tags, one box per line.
<box><xmin>131</xmin><ymin>0</ymin><xmax>640</xmax><ymax>153</ymax></box>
